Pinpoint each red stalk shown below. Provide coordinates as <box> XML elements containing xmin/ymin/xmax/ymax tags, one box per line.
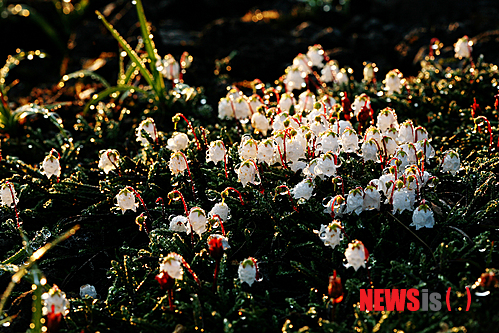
<box><xmin>173</xmin><ymin>113</ymin><xmax>201</xmax><ymax>150</ymax></box>
<box><xmin>275</xmin><ymin>185</ymin><xmax>299</xmax><ymax>212</ymax></box>
<box><xmin>222</xmin><ymin>187</ymin><xmax>245</xmax><ymax>205</ymax></box>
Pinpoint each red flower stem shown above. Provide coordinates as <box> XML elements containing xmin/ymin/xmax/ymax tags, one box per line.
<box><xmin>180</xmin><ymin>257</ymin><xmax>201</xmax><ymax>287</ymax></box>
<box><xmin>275</xmin><ymin>143</ymin><xmax>287</xmax><ymax>169</ymax></box>
<box><xmin>126</xmin><ymin>186</ymin><xmax>151</xmax><ymax>234</ymax></box>
<box><xmin>372</xmin><ymin>139</ymin><xmax>384</xmax><ymax>169</ymax></box>
<box><xmin>155</xmin><ymin>197</ymin><xmax>166</xmax><ymax>219</ymax></box>
<box><xmin>339</xmin><ymin>225</ymin><xmax>350</xmax><ymax>242</ymax></box>
<box><xmin>474</xmin><ymin>116</ymin><xmax>493</xmax><ymax>153</ymax></box>
<box><xmin>220</xmin><ymin>141</ymin><xmax>228</xmax><ymax>178</ymax></box>
<box><xmin>211</xmin><ymin>214</ymin><xmax>225</xmax><ymax>236</ymax></box>
<box><xmin>168</xmin><ymin>289</ymin><xmax>174</xmax><ymax>311</ymax></box>
<box><xmin>106</xmin><ymin>151</ymin><xmax>122</xmax><ymax>176</ymax></box>
<box><xmin>178</xmin><ymin>152</ymin><xmax>196</xmax><ymax>199</ymax></box>
<box><xmin>275</xmin><ymin>185</ymin><xmax>299</xmax><ymax>213</ymax></box>
<box><xmin>168</xmin><ymin>190</ymin><xmax>189</xmax><ymax>216</ymax></box>
<box><xmin>223</xmin><ymin>187</ymin><xmax>245</xmax><ymax>205</ymax></box>
<box><xmin>5</xmin><ymin>182</ymin><xmax>21</xmax><ymax>229</ymax></box>
<box><xmin>212</xmin><ymin>259</ymin><xmax>220</xmax><ymax>292</ymax></box>
<box><xmin>174</xmin><ymin>113</ymin><xmax>201</xmax><ymax>150</ymax></box>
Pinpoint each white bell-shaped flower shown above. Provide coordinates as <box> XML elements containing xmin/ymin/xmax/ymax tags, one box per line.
<box><xmin>341</xmin><ymin>128</ymin><xmax>359</xmax><ymax>153</ymax></box>
<box><xmin>332</xmin><ymin>119</ymin><xmax>352</xmax><ymax>136</ymax></box>
<box><xmin>188</xmin><ymin>207</ymin><xmax>208</xmax><ymax>236</ymax></box>
<box><xmin>169</xmin><ymin>152</ymin><xmax>188</xmax><ymax>175</ymax></box>
<box><xmin>167</xmin><ymin>132</ymin><xmax>189</xmax><ymax>151</ymax></box>
<box><xmin>441</xmin><ymin>150</ymin><xmax>460</xmax><ymax>175</ymax></box>
<box><xmin>251</xmin><ymin>112</ymin><xmax>270</xmax><ymax>136</ymax></box>
<box><xmin>318</xmin><ymin>130</ymin><xmax>339</xmax><ymax>154</ymax></box>
<box><xmin>351</xmin><ymin>93</ymin><xmax>371</xmax><ymax>117</ymax></box>
<box><xmin>79</xmin><ymin>284</ymin><xmax>98</xmax><ymax>299</ymax></box>
<box><xmin>363</xmin><ymin>185</ymin><xmax>381</xmax><ymax>211</ymax></box>
<box><xmin>236</xmin><ymin>160</ymin><xmax>259</xmax><ymax>187</ymax></box>
<box><xmin>335</xmin><ymin>68</ymin><xmax>349</xmax><ymax>86</ymax></box>
<box><xmin>239</xmin><ymin>136</ymin><xmax>258</xmax><ymax>160</ymax></box>
<box><xmin>233</xmin><ymin>97</ymin><xmax>251</xmax><ymax>120</ymax></box>
<box><xmin>306</xmin><ymin>45</ymin><xmax>325</xmax><ymax>68</ymax></box>
<box><xmin>315</xmin><ymin>152</ymin><xmax>341</xmax><ymax>178</ymax></box>
<box><xmin>284</xmin><ymin>65</ymin><xmax>305</xmax><ymax>91</ymax></box>
<box><xmin>382</xmin><ymin>136</ymin><xmax>398</xmax><ymax>157</ymax></box>
<box><xmin>291</xmin><ymin>178</ymin><xmax>314</xmax><ymax>201</ymax></box>
<box><xmin>361</xmin><ymin>139</ymin><xmax>378</xmax><ymax>162</ymax></box>
<box><xmin>345</xmin><ymin>188</ymin><xmax>364</xmax><ymax>215</ymax></box>
<box><xmin>415</xmin><ymin>139</ymin><xmax>435</xmax><ymax>164</ymax></box>
<box><xmin>392</xmin><ymin>181</ymin><xmax>414</xmax><ymax>214</ymax></box>
<box><xmin>257</xmin><ymin>139</ymin><xmax>275</xmax><ymax>166</ymax></box>
<box><xmin>415</xmin><ymin>126</ymin><xmax>429</xmax><ymax>142</ymax></box>
<box><xmin>209</xmin><ymin>202</ymin><xmax>230</xmax><ymax>221</ymax></box>
<box><xmin>344</xmin><ymin>240</ymin><xmax>367</xmax><ymax>271</ymax></box>
<box><xmin>115</xmin><ymin>187</ymin><xmax>138</xmax><ymax>213</ymax></box>
<box><xmin>384</xmin><ymin>69</ymin><xmax>403</xmax><ymax>95</ymax></box>
<box><xmin>321</xmin><ymin>60</ymin><xmax>340</xmax><ymax>83</ymax></box>
<box><xmin>41</xmin><ymin>153</ymin><xmax>61</xmax><ymax>179</ymax></box>
<box><xmin>42</xmin><ymin>285</ymin><xmax>69</xmax><ymax>316</ymax></box>
<box><xmin>363</xmin><ymin>126</ymin><xmax>382</xmax><ymax>147</ymax></box>
<box><xmin>158</xmin><ymin>54</ymin><xmax>180</xmax><ymax>80</ymax></box>
<box><xmin>293</xmin><ymin>53</ymin><xmax>312</xmax><ymax>74</ymax></box>
<box><xmin>206</xmin><ymin>140</ymin><xmax>226</xmax><ymax>165</ymax></box>
<box><xmin>376</xmin><ymin>108</ymin><xmax>398</xmax><ymax>133</ymax></box>
<box><xmin>98</xmin><ymin>149</ymin><xmax>119</xmax><ymax>174</ymax></box>
<box><xmin>238</xmin><ymin>257</ymin><xmax>258</xmax><ymax>286</ymax></box>
<box><xmin>298</xmin><ymin>90</ymin><xmax>316</xmax><ymax>112</ymax></box>
<box><xmin>454</xmin><ymin>36</ymin><xmax>472</xmax><ymax>59</ymax></box>
<box><xmin>398</xmin><ymin>120</ymin><xmax>415</xmax><ymax>143</ymax></box>
<box><xmin>0</xmin><ymin>183</ymin><xmax>18</xmax><ymax>207</ymax></box>
<box><xmin>159</xmin><ymin>253</ymin><xmax>183</xmax><ymax>280</ymax></box>
<box><xmin>323</xmin><ymin>195</ymin><xmax>346</xmax><ymax>218</ymax></box>
<box><xmin>169</xmin><ymin>215</ymin><xmax>190</xmax><ymax>234</ymax></box>
<box><xmin>136</xmin><ymin>118</ymin><xmax>157</xmax><ymax>146</ymax></box>
<box><xmin>278</xmin><ymin>93</ymin><xmax>296</xmax><ymax>112</ymax></box>
<box><xmin>318</xmin><ymin>220</ymin><xmax>343</xmax><ymax>248</ymax></box>
<box><xmin>411</xmin><ymin>202</ymin><xmax>435</xmax><ymax>230</ymax></box>
<box><xmin>248</xmin><ymin>94</ymin><xmax>264</xmax><ymax>114</ymax></box>
<box><xmin>218</xmin><ymin>97</ymin><xmax>234</xmax><ymax>119</ymax></box>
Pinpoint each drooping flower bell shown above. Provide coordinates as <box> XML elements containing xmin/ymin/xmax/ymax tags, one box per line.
<box><xmin>257</xmin><ymin>139</ymin><xmax>275</xmax><ymax>166</ymax></box>
<box><xmin>167</xmin><ymin>132</ymin><xmax>189</xmax><ymax>151</ymax></box>
<box><xmin>157</xmin><ymin>54</ymin><xmax>180</xmax><ymax>80</ymax></box>
<box><xmin>341</xmin><ymin>127</ymin><xmax>359</xmax><ymax>153</ymax></box>
<box><xmin>169</xmin><ymin>215</ymin><xmax>190</xmax><ymax>234</ymax></box>
<box><xmin>0</xmin><ymin>182</ymin><xmax>18</xmax><ymax>207</ymax></box>
<box><xmin>209</xmin><ymin>201</ymin><xmax>230</xmax><ymax>222</ymax></box>
<box><xmin>159</xmin><ymin>253</ymin><xmax>184</xmax><ymax>280</ymax></box>
<box><xmin>363</xmin><ymin>185</ymin><xmax>381</xmax><ymax>211</ymax></box>
<box><xmin>410</xmin><ymin>201</ymin><xmax>435</xmax><ymax>230</ymax></box>
<box><xmin>136</xmin><ymin>117</ymin><xmax>157</xmax><ymax>146</ymax></box>
<box><xmin>188</xmin><ymin>207</ymin><xmax>208</xmax><ymax>236</ymax></box>
<box><xmin>206</xmin><ymin>140</ymin><xmax>226</xmax><ymax>165</ymax></box>
<box><xmin>42</xmin><ymin>149</ymin><xmax>61</xmax><ymax>179</ymax></box>
<box><xmin>361</xmin><ymin>139</ymin><xmax>378</xmax><ymax>163</ymax></box>
<box><xmin>321</xmin><ymin>59</ymin><xmax>340</xmax><ymax>83</ymax></box>
<box><xmin>98</xmin><ymin>149</ymin><xmax>119</xmax><ymax>174</ymax></box>
<box><xmin>318</xmin><ymin>220</ymin><xmax>343</xmax><ymax>249</ymax></box>
<box><xmin>391</xmin><ymin>181</ymin><xmax>413</xmax><ymax>214</ymax></box>
<box><xmin>284</xmin><ymin>65</ymin><xmax>306</xmax><ymax>91</ymax></box>
<box><xmin>251</xmin><ymin>110</ymin><xmax>270</xmax><ymax>136</ymax></box>
<box><xmin>169</xmin><ymin>151</ymin><xmax>188</xmax><ymax>175</ymax></box>
<box><xmin>306</xmin><ymin>44</ymin><xmax>325</xmax><ymax>68</ymax></box>
<box><xmin>238</xmin><ymin>136</ymin><xmax>258</xmax><ymax>161</ymax></box>
<box><xmin>238</xmin><ymin>257</ymin><xmax>259</xmax><ymax>286</ymax></box>
<box><xmin>376</xmin><ymin>107</ymin><xmax>398</xmax><ymax>133</ymax></box>
<box><xmin>42</xmin><ymin>285</ymin><xmax>69</xmax><ymax>333</ymax></box>
<box><xmin>384</xmin><ymin>69</ymin><xmax>403</xmax><ymax>95</ymax></box>
<box><xmin>236</xmin><ymin>159</ymin><xmax>260</xmax><ymax>187</ymax></box>
<box><xmin>344</xmin><ymin>240</ymin><xmax>368</xmax><ymax>271</ymax></box>
<box><xmin>115</xmin><ymin>187</ymin><xmax>138</xmax><ymax>214</ymax></box>
<box><xmin>441</xmin><ymin>150</ymin><xmax>460</xmax><ymax>175</ymax></box>
<box><xmin>454</xmin><ymin>36</ymin><xmax>472</xmax><ymax>60</ymax></box>
<box><xmin>345</xmin><ymin>187</ymin><xmax>364</xmax><ymax>215</ymax></box>
<box><xmin>291</xmin><ymin>178</ymin><xmax>315</xmax><ymax>201</ymax></box>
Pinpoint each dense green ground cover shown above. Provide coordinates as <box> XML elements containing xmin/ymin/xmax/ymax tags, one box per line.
<box><xmin>0</xmin><ymin>2</ymin><xmax>498</xmax><ymax>332</ymax></box>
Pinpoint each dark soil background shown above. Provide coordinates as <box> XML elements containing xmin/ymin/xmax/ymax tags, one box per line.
<box><xmin>3</xmin><ymin>0</ymin><xmax>499</xmax><ymax>107</ymax></box>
